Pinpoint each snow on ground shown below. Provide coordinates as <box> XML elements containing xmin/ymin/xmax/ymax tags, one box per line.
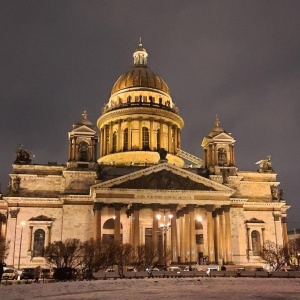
<box><xmin>0</xmin><ymin>278</ymin><xmax>300</xmax><ymax>300</ymax></box>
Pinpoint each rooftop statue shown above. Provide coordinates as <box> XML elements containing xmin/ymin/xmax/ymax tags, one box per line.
<box><xmin>14</xmin><ymin>144</ymin><xmax>32</xmax><ymax>164</ymax></box>
<box><xmin>256</xmin><ymin>155</ymin><xmax>274</xmax><ymax>173</ymax></box>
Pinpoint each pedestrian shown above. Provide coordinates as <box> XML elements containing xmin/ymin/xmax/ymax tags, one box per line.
<box><xmin>34</xmin><ymin>266</ymin><xmax>41</xmax><ymax>283</ymax></box>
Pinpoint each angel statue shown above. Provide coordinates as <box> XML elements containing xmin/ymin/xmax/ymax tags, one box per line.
<box><xmin>255</xmin><ymin>155</ymin><xmax>274</xmax><ymax>173</ymax></box>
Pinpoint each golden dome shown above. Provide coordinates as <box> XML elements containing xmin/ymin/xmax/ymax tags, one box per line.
<box><xmin>111</xmin><ymin>42</ymin><xmax>170</xmax><ymax>95</ymax></box>
<box><xmin>111</xmin><ymin>66</ymin><xmax>170</xmax><ymax>95</ymax></box>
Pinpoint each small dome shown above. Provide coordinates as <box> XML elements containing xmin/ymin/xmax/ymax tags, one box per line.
<box><xmin>76</xmin><ymin>111</ymin><xmax>93</xmax><ymax>126</ymax></box>
<box><xmin>111</xmin><ymin>42</ymin><xmax>170</xmax><ymax>96</ymax></box>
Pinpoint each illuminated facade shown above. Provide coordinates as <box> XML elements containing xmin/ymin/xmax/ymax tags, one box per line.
<box><xmin>0</xmin><ymin>43</ymin><xmax>289</xmax><ymax>268</ymax></box>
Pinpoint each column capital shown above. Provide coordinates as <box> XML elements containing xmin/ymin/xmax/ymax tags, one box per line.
<box><xmin>113</xmin><ymin>203</ymin><xmax>123</xmax><ymax>211</ymax></box>
<box><xmin>186</xmin><ymin>204</ymin><xmax>196</xmax><ymax>212</ymax></box>
<box><xmin>176</xmin><ymin>210</ymin><xmax>184</xmax><ymax>218</ymax></box>
<box><xmin>281</xmin><ymin>217</ymin><xmax>287</xmax><ymax>223</ymax></box>
<box><xmin>216</xmin><ymin>208</ymin><xmax>224</xmax><ymax>215</ymax></box>
<box><xmin>169</xmin><ymin>204</ymin><xmax>178</xmax><ymax>211</ymax></box>
<box><xmin>205</xmin><ymin>205</ymin><xmax>215</xmax><ymax>213</ymax></box>
<box><xmin>151</xmin><ymin>203</ymin><xmax>160</xmax><ymax>211</ymax></box>
<box><xmin>93</xmin><ymin>202</ymin><xmax>104</xmax><ymax>211</ymax></box>
<box><xmin>222</xmin><ymin>205</ymin><xmax>231</xmax><ymax>213</ymax></box>
<box><xmin>9</xmin><ymin>208</ymin><xmax>20</xmax><ymax>218</ymax></box>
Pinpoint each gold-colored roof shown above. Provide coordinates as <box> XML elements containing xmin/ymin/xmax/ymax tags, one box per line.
<box><xmin>111</xmin><ymin>66</ymin><xmax>170</xmax><ymax>95</ymax></box>
<box><xmin>111</xmin><ymin>42</ymin><xmax>170</xmax><ymax>95</ymax></box>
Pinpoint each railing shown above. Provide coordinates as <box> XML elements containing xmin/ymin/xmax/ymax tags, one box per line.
<box><xmin>102</xmin><ymin>101</ymin><xmax>179</xmax><ymax>115</ymax></box>
<box><xmin>176</xmin><ymin>149</ymin><xmax>204</xmax><ymax>167</ymax></box>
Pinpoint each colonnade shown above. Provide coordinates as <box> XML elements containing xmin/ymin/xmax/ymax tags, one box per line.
<box><xmin>68</xmin><ymin>137</ymin><xmax>98</xmax><ymax>162</ymax></box>
<box><xmin>204</xmin><ymin>144</ymin><xmax>235</xmax><ymax>168</ymax></box>
<box><xmin>93</xmin><ymin>203</ymin><xmax>233</xmax><ymax>265</ymax></box>
<box><xmin>99</xmin><ymin>118</ymin><xmax>181</xmax><ymax>157</ymax></box>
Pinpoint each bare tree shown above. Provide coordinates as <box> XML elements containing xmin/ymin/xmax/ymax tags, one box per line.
<box><xmin>114</xmin><ymin>242</ymin><xmax>134</xmax><ymax>278</ymax></box>
<box><xmin>80</xmin><ymin>238</ymin><xmax>117</xmax><ymax>279</ymax></box>
<box><xmin>135</xmin><ymin>244</ymin><xmax>159</xmax><ymax>271</ymax></box>
<box><xmin>0</xmin><ymin>237</ymin><xmax>10</xmax><ymax>262</ymax></box>
<box><xmin>44</xmin><ymin>239</ymin><xmax>84</xmax><ymax>268</ymax></box>
<box><xmin>260</xmin><ymin>240</ymin><xmax>288</xmax><ymax>271</ymax></box>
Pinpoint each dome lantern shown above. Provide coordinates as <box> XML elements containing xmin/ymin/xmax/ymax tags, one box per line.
<box><xmin>133</xmin><ymin>38</ymin><xmax>148</xmax><ymax>66</ymax></box>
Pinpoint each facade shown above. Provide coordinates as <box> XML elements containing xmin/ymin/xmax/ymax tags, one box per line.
<box><xmin>0</xmin><ymin>42</ymin><xmax>290</xmax><ymax>268</ymax></box>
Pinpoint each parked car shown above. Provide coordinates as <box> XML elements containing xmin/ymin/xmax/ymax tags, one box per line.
<box><xmin>254</xmin><ymin>267</ymin><xmax>266</xmax><ymax>272</ymax></box>
<box><xmin>53</xmin><ymin>267</ymin><xmax>77</xmax><ymax>281</ymax></box>
<box><xmin>146</xmin><ymin>267</ymin><xmax>160</xmax><ymax>272</ymax></box>
<box><xmin>41</xmin><ymin>268</ymin><xmax>54</xmax><ymax>279</ymax></box>
<box><xmin>20</xmin><ymin>268</ymin><xmax>35</xmax><ymax>280</ymax></box>
<box><xmin>183</xmin><ymin>265</ymin><xmax>203</xmax><ymax>272</ymax></box>
<box><xmin>126</xmin><ymin>266</ymin><xmax>137</xmax><ymax>272</ymax></box>
<box><xmin>206</xmin><ymin>265</ymin><xmax>219</xmax><ymax>275</ymax></box>
<box><xmin>105</xmin><ymin>268</ymin><xmax>117</xmax><ymax>272</ymax></box>
<box><xmin>2</xmin><ymin>268</ymin><xmax>18</xmax><ymax>280</ymax></box>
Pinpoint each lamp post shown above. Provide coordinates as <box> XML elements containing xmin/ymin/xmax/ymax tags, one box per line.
<box><xmin>156</xmin><ymin>211</ymin><xmax>173</xmax><ymax>267</ymax></box>
<box><xmin>17</xmin><ymin>221</ymin><xmax>25</xmax><ymax>270</ymax></box>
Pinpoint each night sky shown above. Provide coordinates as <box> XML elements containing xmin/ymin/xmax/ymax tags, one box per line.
<box><xmin>1</xmin><ymin>1</ymin><xmax>299</xmax><ymax>230</ymax></box>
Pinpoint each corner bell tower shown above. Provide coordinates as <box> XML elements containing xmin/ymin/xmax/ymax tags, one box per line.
<box><xmin>201</xmin><ymin>116</ymin><xmax>236</xmax><ymax>174</ymax></box>
<box><xmin>67</xmin><ymin>111</ymin><xmax>99</xmax><ymax>168</ymax></box>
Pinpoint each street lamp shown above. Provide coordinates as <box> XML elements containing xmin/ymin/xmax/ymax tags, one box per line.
<box><xmin>17</xmin><ymin>221</ymin><xmax>25</xmax><ymax>270</ymax></box>
<box><xmin>156</xmin><ymin>211</ymin><xmax>173</xmax><ymax>266</ymax></box>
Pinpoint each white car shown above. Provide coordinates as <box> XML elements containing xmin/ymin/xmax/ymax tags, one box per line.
<box><xmin>184</xmin><ymin>266</ymin><xmax>203</xmax><ymax>272</ymax></box>
<box><xmin>2</xmin><ymin>268</ymin><xmax>18</xmax><ymax>280</ymax></box>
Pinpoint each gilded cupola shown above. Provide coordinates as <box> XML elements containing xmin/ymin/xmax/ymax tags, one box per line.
<box><xmin>97</xmin><ymin>41</ymin><xmax>184</xmax><ymax>167</ymax></box>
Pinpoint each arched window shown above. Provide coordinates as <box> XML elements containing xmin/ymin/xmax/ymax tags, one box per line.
<box><xmin>33</xmin><ymin>229</ymin><xmax>45</xmax><ymax>257</ymax></box>
<box><xmin>102</xmin><ymin>218</ymin><xmax>123</xmax><ymax>243</ymax></box>
<box><xmin>157</xmin><ymin>129</ymin><xmax>160</xmax><ymax>150</ymax></box>
<box><xmin>112</xmin><ymin>132</ymin><xmax>117</xmax><ymax>153</ymax></box>
<box><xmin>123</xmin><ymin>129</ymin><xmax>128</xmax><ymax>151</ymax></box>
<box><xmin>79</xmin><ymin>142</ymin><xmax>89</xmax><ymax>161</ymax></box>
<box><xmin>251</xmin><ymin>230</ymin><xmax>261</xmax><ymax>255</ymax></box>
<box><xmin>103</xmin><ymin>218</ymin><xmax>115</xmax><ymax>229</ymax></box>
<box><xmin>142</xmin><ymin>127</ymin><xmax>150</xmax><ymax>150</ymax></box>
<box><xmin>218</xmin><ymin>148</ymin><xmax>227</xmax><ymax>166</ymax></box>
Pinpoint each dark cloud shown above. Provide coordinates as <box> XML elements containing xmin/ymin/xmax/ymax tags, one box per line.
<box><xmin>1</xmin><ymin>0</ymin><xmax>299</xmax><ymax>229</ymax></box>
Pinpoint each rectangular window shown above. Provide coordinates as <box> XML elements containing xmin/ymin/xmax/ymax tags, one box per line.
<box><xmin>145</xmin><ymin>228</ymin><xmax>152</xmax><ymax>248</ymax></box>
<box><xmin>196</xmin><ymin>234</ymin><xmax>203</xmax><ymax>245</ymax></box>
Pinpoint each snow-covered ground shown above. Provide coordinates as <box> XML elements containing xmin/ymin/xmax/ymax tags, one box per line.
<box><xmin>0</xmin><ymin>278</ymin><xmax>300</xmax><ymax>300</ymax></box>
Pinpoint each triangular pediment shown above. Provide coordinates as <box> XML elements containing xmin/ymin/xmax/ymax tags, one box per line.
<box><xmin>112</xmin><ymin>169</ymin><xmax>216</xmax><ymax>190</ymax></box>
<box><xmin>72</xmin><ymin>125</ymin><xmax>97</xmax><ymax>134</ymax></box>
<box><xmin>92</xmin><ymin>163</ymin><xmax>233</xmax><ymax>193</ymax></box>
<box><xmin>29</xmin><ymin>214</ymin><xmax>53</xmax><ymax>221</ymax></box>
<box><xmin>212</xmin><ymin>132</ymin><xmax>234</xmax><ymax>141</ymax></box>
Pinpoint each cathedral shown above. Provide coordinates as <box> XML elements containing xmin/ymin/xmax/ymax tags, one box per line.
<box><xmin>0</xmin><ymin>42</ymin><xmax>289</xmax><ymax>268</ymax></box>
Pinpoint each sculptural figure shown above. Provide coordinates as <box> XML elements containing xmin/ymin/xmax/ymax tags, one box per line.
<box><xmin>256</xmin><ymin>155</ymin><xmax>274</xmax><ymax>173</ymax></box>
<box><xmin>14</xmin><ymin>145</ymin><xmax>32</xmax><ymax>164</ymax></box>
<box><xmin>158</xmin><ymin>148</ymin><xmax>168</xmax><ymax>161</ymax></box>
<box><xmin>279</xmin><ymin>189</ymin><xmax>284</xmax><ymax>200</ymax></box>
<box><xmin>270</xmin><ymin>185</ymin><xmax>278</xmax><ymax>200</ymax></box>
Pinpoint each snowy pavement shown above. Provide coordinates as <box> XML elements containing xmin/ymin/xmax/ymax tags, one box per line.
<box><xmin>0</xmin><ymin>277</ymin><xmax>300</xmax><ymax>300</ymax></box>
